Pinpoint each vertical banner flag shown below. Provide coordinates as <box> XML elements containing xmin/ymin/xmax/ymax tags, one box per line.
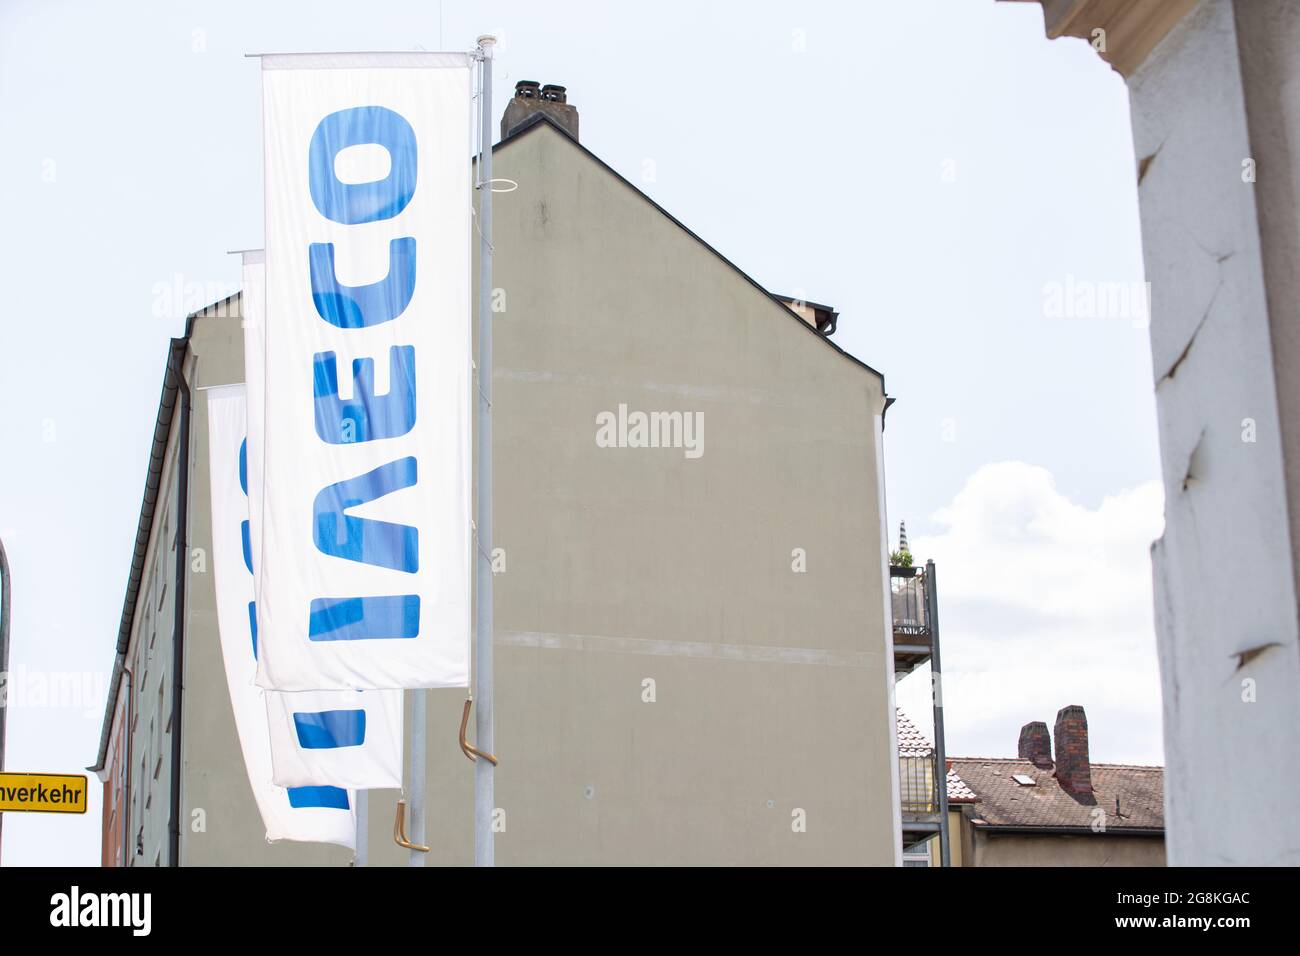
<box><xmin>258</xmin><ymin>53</ymin><xmax>472</xmax><ymax>691</ymax></box>
<box><xmin>206</xmin><ymin>384</ymin><xmax>355</xmax><ymax>847</ymax></box>
<box><xmin>242</xmin><ymin>252</ymin><xmax>404</xmax><ymax>789</ymax></box>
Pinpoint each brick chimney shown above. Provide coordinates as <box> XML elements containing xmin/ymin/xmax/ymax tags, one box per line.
<box><xmin>1053</xmin><ymin>705</ymin><xmax>1093</xmax><ymax>795</ymax></box>
<box><xmin>501</xmin><ymin>80</ymin><xmax>579</xmax><ymax>142</ymax></box>
<box><xmin>1017</xmin><ymin>721</ymin><xmax>1053</xmax><ymax>767</ymax></box>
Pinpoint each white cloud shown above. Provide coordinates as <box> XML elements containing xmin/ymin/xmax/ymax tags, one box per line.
<box><xmin>894</xmin><ymin>461</ymin><xmax>1166</xmax><ymax>766</ymax></box>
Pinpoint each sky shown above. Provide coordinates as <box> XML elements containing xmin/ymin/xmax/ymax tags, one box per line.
<box><xmin>0</xmin><ymin>0</ymin><xmax>1163</xmax><ymax>865</ymax></box>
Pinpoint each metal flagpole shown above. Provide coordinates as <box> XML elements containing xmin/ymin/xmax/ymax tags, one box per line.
<box><xmin>409</xmin><ymin>691</ymin><xmax>426</xmax><ymax>865</ymax></box>
<box><xmin>473</xmin><ymin>34</ymin><xmax>497</xmax><ymax>868</ymax></box>
<box><xmin>926</xmin><ymin>559</ymin><xmax>951</xmax><ymax>868</ymax></box>
<box><xmin>355</xmin><ymin>790</ymin><xmax>369</xmax><ymax>866</ymax></box>
<box><xmin>406</xmin><ymin>39</ymin><xmax>492</xmax><ymax>871</ymax></box>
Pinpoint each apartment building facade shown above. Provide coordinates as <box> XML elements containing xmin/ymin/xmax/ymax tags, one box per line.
<box><xmin>92</xmin><ymin>88</ymin><xmax>902</xmax><ymax>865</ymax></box>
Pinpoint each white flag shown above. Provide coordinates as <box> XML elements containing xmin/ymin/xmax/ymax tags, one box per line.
<box><xmin>205</xmin><ymin>384</ymin><xmax>355</xmax><ymax>847</ymax></box>
<box><xmin>240</xmin><ymin>253</ymin><xmax>403</xmax><ymax>790</ymax></box>
<box><xmin>257</xmin><ymin>53</ymin><xmax>472</xmax><ymax>691</ymax></box>
<box><xmin>264</xmin><ymin>684</ymin><xmax>402</xmax><ymax>790</ymax></box>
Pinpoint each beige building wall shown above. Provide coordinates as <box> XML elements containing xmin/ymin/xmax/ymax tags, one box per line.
<box><xmin>471</xmin><ymin>122</ymin><xmax>896</xmax><ymax>865</ymax></box>
<box><xmin>966</xmin><ymin>830</ymin><xmax>1165</xmax><ymax>868</ymax></box>
<box><xmin>121</xmin><ymin>117</ymin><xmax>897</xmax><ymax>866</ymax></box>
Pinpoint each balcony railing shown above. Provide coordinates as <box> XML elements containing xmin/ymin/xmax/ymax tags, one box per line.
<box><xmin>893</xmin><ymin>558</ymin><xmax>951</xmax><ymax>862</ymax></box>
<box><xmin>890</xmin><ymin>566</ymin><xmax>930</xmax><ymax>638</ymax></box>
<box><xmin>900</xmin><ymin>753</ymin><xmax>939</xmax><ymax>816</ymax></box>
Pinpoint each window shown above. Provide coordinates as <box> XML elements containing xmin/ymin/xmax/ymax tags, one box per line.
<box><xmin>137</xmin><ymin>644</ymin><xmax>147</xmax><ymax>708</ymax></box>
<box><xmin>902</xmin><ymin>842</ymin><xmax>933</xmax><ymax>868</ymax></box>
<box><xmin>156</xmin><ymin>681</ymin><xmax>165</xmax><ymax>756</ymax></box>
<box><xmin>151</xmin><ymin>711</ymin><xmax>161</xmax><ymax>780</ymax></box>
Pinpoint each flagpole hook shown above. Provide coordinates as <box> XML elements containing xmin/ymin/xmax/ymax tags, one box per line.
<box><xmin>393</xmin><ymin>799</ymin><xmax>429</xmax><ymax>853</ymax></box>
<box><xmin>459</xmin><ymin>697</ymin><xmax>499</xmax><ymax>765</ymax></box>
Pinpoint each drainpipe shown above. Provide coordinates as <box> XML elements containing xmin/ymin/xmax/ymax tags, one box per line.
<box><xmin>120</xmin><ymin>664</ymin><xmax>134</xmax><ymax>867</ymax></box>
<box><xmin>167</xmin><ymin>373</ymin><xmax>191</xmax><ymax>866</ymax></box>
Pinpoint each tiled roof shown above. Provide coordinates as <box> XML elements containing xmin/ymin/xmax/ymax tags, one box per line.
<box><xmin>896</xmin><ymin>709</ymin><xmax>932</xmax><ymax>758</ymax></box>
<box><xmin>897</xmin><ymin>709</ymin><xmax>978</xmax><ymax>804</ymax></box>
<box><xmin>950</xmin><ymin>758</ymin><xmax>1164</xmax><ymax>832</ymax></box>
<box><xmin>947</xmin><ymin>768</ymin><xmax>977</xmax><ymax>804</ymax></box>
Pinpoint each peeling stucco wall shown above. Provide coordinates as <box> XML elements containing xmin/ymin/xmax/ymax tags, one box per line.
<box><xmin>1129</xmin><ymin>0</ymin><xmax>1300</xmax><ymax>865</ymax></box>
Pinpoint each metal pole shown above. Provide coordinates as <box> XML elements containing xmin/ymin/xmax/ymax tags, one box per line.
<box><xmin>926</xmin><ymin>559</ymin><xmax>951</xmax><ymax>867</ymax></box>
<box><xmin>473</xmin><ymin>34</ymin><xmax>496</xmax><ymax>868</ymax></box>
<box><xmin>355</xmin><ymin>789</ymin><xmax>369</xmax><ymax>866</ymax></box>
<box><xmin>0</xmin><ymin>535</ymin><xmax>10</xmax><ymax>855</ymax></box>
<box><xmin>408</xmin><ymin>690</ymin><xmax>426</xmax><ymax>865</ymax></box>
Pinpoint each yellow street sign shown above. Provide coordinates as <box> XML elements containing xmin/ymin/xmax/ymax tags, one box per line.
<box><xmin>0</xmin><ymin>772</ymin><xmax>88</xmax><ymax>814</ymax></box>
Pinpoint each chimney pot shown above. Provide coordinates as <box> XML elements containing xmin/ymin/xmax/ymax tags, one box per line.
<box><xmin>1017</xmin><ymin>721</ymin><xmax>1052</xmax><ymax>767</ymax></box>
<box><xmin>1052</xmin><ymin>705</ymin><xmax>1093</xmax><ymax>795</ymax></box>
<box><xmin>501</xmin><ymin>80</ymin><xmax>579</xmax><ymax>142</ymax></box>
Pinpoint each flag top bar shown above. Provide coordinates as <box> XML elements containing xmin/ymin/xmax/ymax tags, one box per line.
<box><xmin>249</xmin><ymin>52</ymin><xmax>472</xmax><ymax>69</ymax></box>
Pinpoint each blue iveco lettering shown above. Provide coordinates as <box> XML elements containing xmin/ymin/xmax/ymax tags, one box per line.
<box><xmin>309</xmin><ymin>106</ymin><xmax>417</xmax><ymax>225</ymax></box>
<box><xmin>306</xmin><ymin>104</ymin><xmax>422</xmax><ymax>643</ymax></box>
<box><xmin>293</xmin><ymin>709</ymin><xmax>367</xmax><ymax>750</ymax></box>
<box><xmin>309</xmin><ymin>595</ymin><xmax>420</xmax><ymax>642</ymax></box>
<box><xmin>312</xmin><ymin>457</ymin><xmax>419</xmax><ymax>573</ymax></box>
<box><xmin>313</xmin><ymin>345</ymin><xmax>416</xmax><ymax>444</ymax></box>
<box><xmin>309</xmin><ymin>238</ymin><xmax>416</xmax><ymax>329</ymax></box>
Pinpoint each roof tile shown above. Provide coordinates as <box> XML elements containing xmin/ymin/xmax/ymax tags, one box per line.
<box><xmin>949</xmin><ymin>757</ymin><xmax>1164</xmax><ymax>831</ymax></box>
<box><xmin>896</xmin><ymin>708</ymin><xmax>933</xmax><ymax>758</ymax></box>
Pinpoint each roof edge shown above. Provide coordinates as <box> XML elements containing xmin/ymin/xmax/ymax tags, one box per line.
<box><xmin>493</xmin><ymin>113</ymin><xmax>889</xmax><ymax>396</ymax></box>
<box><xmin>973</xmin><ymin>823</ymin><xmax>1165</xmax><ymax>837</ymax></box>
<box><xmin>950</xmin><ymin>757</ymin><xmax>1166</xmax><ymax>772</ymax></box>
